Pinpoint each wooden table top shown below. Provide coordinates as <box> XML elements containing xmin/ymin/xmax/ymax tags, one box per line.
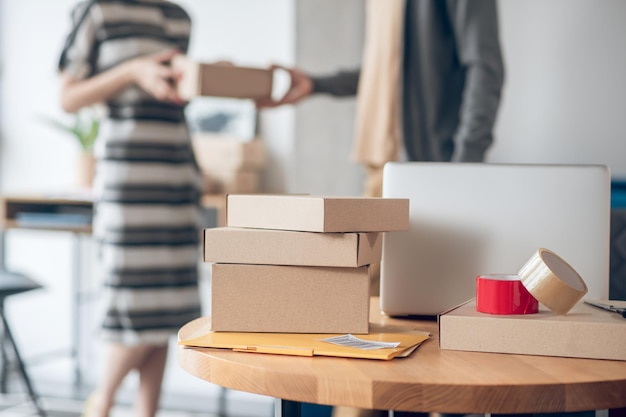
<box><xmin>177</xmin><ymin>298</ymin><xmax>626</xmax><ymax>414</ymax></box>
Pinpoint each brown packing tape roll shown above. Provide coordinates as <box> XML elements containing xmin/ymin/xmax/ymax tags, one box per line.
<box><xmin>518</xmin><ymin>248</ymin><xmax>588</xmax><ymax>314</ymax></box>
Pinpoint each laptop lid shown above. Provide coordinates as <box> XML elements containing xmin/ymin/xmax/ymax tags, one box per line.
<box><xmin>380</xmin><ymin>162</ymin><xmax>611</xmax><ymax>317</ymax></box>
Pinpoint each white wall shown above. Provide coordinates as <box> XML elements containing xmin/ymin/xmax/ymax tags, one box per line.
<box><xmin>290</xmin><ymin>0</ymin><xmax>365</xmax><ymax>196</ymax></box>
<box><xmin>490</xmin><ymin>0</ymin><xmax>626</xmax><ymax>178</ymax></box>
<box><xmin>0</xmin><ymin>0</ymin><xmax>79</xmax><ymax>192</ymax></box>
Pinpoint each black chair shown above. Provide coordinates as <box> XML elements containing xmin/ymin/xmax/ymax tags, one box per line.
<box><xmin>0</xmin><ymin>269</ymin><xmax>46</xmax><ymax>416</ymax></box>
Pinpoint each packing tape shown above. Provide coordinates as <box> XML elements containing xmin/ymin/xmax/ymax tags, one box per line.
<box><xmin>518</xmin><ymin>248</ymin><xmax>588</xmax><ymax>315</ymax></box>
<box><xmin>475</xmin><ymin>274</ymin><xmax>539</xmax><ymax>315</ymax></box>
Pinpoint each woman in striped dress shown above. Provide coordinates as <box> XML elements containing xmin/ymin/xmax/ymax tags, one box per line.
<box><xmin>58</xmin><ymin>1</ymin><xmax>202</xmax><ymax>416</ymax></box>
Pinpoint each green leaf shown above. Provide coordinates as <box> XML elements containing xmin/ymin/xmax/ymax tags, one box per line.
<box><xmin>39</xmin><ymin>111</ymin><xmax>100</xmax><ymax>152</ymax></box>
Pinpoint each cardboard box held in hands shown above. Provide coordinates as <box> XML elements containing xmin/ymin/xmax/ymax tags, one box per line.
<box><xmin>172</xmin><ymin>55</ymin><xmax>273</xmax><ymax>100</ymax></box>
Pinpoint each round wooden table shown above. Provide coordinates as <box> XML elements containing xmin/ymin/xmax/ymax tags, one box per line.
<box><xmin>178</xmin><ymin>298</ymin><xmax>626</xmax><ymax>414</ymax></box>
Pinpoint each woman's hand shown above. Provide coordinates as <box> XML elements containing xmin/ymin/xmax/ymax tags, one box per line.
<box><xmin>60</xmin><ymin>48</ymin><xmax>186</xmax><ymax>113</ymax></box>
<box><xmin>129</xmin><ymin>49</ymin><xmax>184</xmax><ymax>103</ymax></box>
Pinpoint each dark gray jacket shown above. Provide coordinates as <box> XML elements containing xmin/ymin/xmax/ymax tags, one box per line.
<box><xmin>312</xmin><ymin>0</ymin><xmax>504</xmax><ymax>163</ymax></box>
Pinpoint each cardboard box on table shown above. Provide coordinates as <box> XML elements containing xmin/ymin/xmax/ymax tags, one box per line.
<box><xmin>438</xmin><ymin>298</ymin><xmax>626</xmax><ymax>361</ymax></box>
<box><xmin>173</xmin><ymin>56</ymin><xmax>273</xmax><ymax>100</ymax></box>
<box><xmin>204</xmin><ymin>227</ymin><xmax>382</xmax><ymax>267</ymax></box>
<box><xmin>226</xmin><ymin>194</ymin><xmax>410</xmax><ymax>232</ymax></box>
<box><xmin>210</xmin><ymin>263</ymin><xmax>370</xmax><ymax>334</ymax></box>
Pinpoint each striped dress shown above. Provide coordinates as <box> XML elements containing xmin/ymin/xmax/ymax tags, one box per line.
<box><xmin>59</xmin><ymin>0</ymin><xmax>202</xmax><ymax>345</ymax></box>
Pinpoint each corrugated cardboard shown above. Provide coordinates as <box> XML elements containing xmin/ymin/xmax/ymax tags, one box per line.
<box><xmin>192</xmin><ymin>135</ymin><xmax>266</xmax><ymax>171</ymax></box>
<box><xmin>173</xmin><ymin>56</ymin><xmax>272</xmax><ymax>100</ymax></box>
<box><xmin>226</xmin><ymin>194</ymin><xmax>409</xmax><ymax>232</ymax></box>
<box><xmin>439</xmin><ymin>298</ymin><xmax>626</xmax><ymax>360</ymax></box>
<box><xmin>204</xmin><ymin>227</ymin><xmax>382</xmax><ymax>267</ymax></box>
<box><xmin>211</xmin><ymin>263</ymin><xmax>370</xmax><ymax>333</ymax></box>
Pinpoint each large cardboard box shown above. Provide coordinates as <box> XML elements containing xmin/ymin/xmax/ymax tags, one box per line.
<box><xmin>439</xmin><ymin>298</ymin><xmax>626</xmax><ymax>360</ymax></box>
<box><xmin>173</xmin><ymin>56</ymin><xmax>273</xmax><ymax>100</ymax></box>
<box><xmin>204</xmin><ymin>227</ymin><xmax>382</xmax><ymax>267</ymax></box>
<box><xmin>226</xmin><ymin>194</ymin><xmax>409</xmax><ymax>232</ymax></box>
<box><xmin>211</xmin><ymin>263</ymin><xmax>370</xmax><ymax>333</ymax></box>
<box><xmin>192</xmin><ymin>135</ymin><xmax>266</xmax><ymax>171</ymax></box>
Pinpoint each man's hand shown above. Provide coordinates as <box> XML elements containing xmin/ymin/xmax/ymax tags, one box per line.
<box><xmin>256</xmin><ymin>64</ymin><xmax>313</xmax><ymax>109</ymax></box>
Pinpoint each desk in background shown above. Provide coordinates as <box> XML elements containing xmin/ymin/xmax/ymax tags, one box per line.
<box><xmin>178</xmin><ymin>297</ymin><xmax>626</xmax><ymax>416</ymax></box>
<box><xmin>0</xmin><ymin>193</ymin><xmax>226</xmax><ymax>392</ymax></box>
<box><xmin>0</xmin><ymin>193</ymin><xmax>227</xmax><ymax>231</ymax></box>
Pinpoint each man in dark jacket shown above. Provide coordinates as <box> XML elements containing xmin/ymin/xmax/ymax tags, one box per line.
<box><xmin>259</xmin><ymin>0</ymin><xmax>504</xmax><ymax>199</ymax></box>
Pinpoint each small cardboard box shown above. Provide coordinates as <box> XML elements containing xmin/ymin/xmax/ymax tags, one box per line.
<box><xmin>204</xmin><ymin>227</ymin><xmax>382</xmax><ymax>267</ymax></box>
<box><xmin>226</xmin><ymin>194</ymin><xmax>409</xmax><ymax>232</ymax></box>
<box><xmin>439</xmin><ymin>298</ymin><xmax>626</xmax><ymax>361</ymax></box>
<box><xmin>211</xmin><ymin>263</ymin><xmax>370</xmax><ymax>333</ymax></box>
<box><xmin>173</xmin><ymin>56</ymin><xmax>272</xmax><ymax>100</ymax></box>
<box><xmin>192</xmin><ymin>135</ymin><xmax>266</xmax><ymax>171</ymax></box>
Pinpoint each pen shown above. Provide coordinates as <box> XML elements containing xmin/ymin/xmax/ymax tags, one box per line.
<box><xmin>584</xmin><ymin>300</ymin><xmax>626</xmax><ymax>318</ymax></box>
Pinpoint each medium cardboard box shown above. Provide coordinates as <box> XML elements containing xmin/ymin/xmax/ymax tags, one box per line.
<box><xmin>204</xmin><ymin>227</ymin><xmax>382</xmax><ymax>267</ymax></box>
<box><xmin>192</xmin><ymin>134</ymin><xmax>266</xmax><ymax>171</ymax></box>
<box><xmin>211</xmin><ymin>263</ymin><xmax>370</xmax><ymax>333</ymax></box>
<box><xmin>202</xmin><ymin>170</ymin><xmax>259</xmax><ymax>194</ymax></box>
<box><xmin>439</xmin><ymin>298</ymin><xmax>626</xmax><ymax>360</ymax></box>
<box><xmin>173</xmin><ymin>56</ymin><xmax>272</xmax><ymax>100</ymax></box>
<box><xmin>226</xmin><ymin>194</ymin><xmax>409</xmax><ymax>232</ymax></box>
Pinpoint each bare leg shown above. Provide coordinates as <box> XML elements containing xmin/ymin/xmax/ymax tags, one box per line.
<box><xmin>135</xmin><ymin>344</ymin><xmax>169</xmax><ymax>417</ymax></box>
<box><xmin>89</xmin><ymin>343</ymin><xmax>154</xmax><ymax>417</ymax></box>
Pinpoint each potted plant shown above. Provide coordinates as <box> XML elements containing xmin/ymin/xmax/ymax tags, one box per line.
<box><xmin>40</xmin><ymin>110</ymin><xmax>99</xmax><ymax>188</ymax></box>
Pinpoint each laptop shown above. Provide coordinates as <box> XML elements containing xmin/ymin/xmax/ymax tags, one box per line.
<box><xmin>380</xmin><ymin>162</ymin><xmax>611</xmax><ymax>317</ymax></box>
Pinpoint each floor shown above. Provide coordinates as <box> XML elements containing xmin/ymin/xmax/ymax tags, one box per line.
<box><xmin>0</xmin><ymin>393</ymin><xmax>215</xmax><ymax>417</ymax></box>
<box><xmin>1</xmin><ymin>340</ymin><xmax>274</xmax><ymax>417</ymax></box>
<box><xmin>0</xmin><ymin>377</ymin><xmax>273</xmax><ymax>417</ymax></box>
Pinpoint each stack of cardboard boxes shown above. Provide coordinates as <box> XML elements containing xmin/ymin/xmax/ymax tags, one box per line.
<box><xmin>203</xmin><ymin>194</ymin><xmax>409</xmax><ymax>334</ymax></box>
<box><xmin>173</xmin><ymin>55</ymin><xmax>273</xmax><ymax>195</ymax></box>
<box><xmin>192</xmin><ymin>134</ymin><xmax>265</xmax><ymax>194</ymax></box>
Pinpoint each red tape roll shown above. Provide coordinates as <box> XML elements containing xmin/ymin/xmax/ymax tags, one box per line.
<box><xmin>475</xmin><ymin>274</ymin><xmax>539</xmax><ymax>315</ymax></box>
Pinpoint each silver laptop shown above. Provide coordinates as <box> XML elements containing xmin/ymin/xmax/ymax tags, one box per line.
<box><xmin>380</xmin><ymin>162</ymin><xmax>611</xmax><ymax>317</ymax></box>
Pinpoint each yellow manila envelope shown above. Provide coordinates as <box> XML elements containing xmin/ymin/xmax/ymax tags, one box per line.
<box><xmin>178</xmin><ymin>326</ymin><xmax>430</xmax><ymax>360</ymax></box>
